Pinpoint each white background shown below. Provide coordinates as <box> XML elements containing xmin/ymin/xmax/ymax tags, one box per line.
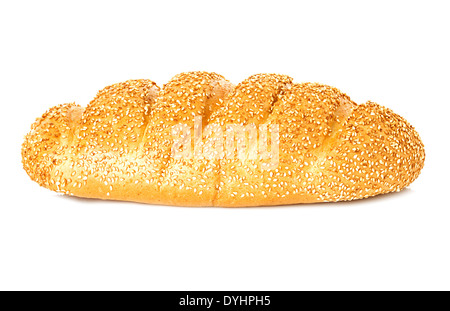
<box><xmin>0</xmin><ymin>0</ymin><xmax>449</xmax><ymax>291</ymax></box>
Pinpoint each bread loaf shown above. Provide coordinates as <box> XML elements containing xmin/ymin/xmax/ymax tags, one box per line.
<box><xmin>22</xmin><ymin>72</ymin><xmax>425</xmax><ymax>206</ymax></box>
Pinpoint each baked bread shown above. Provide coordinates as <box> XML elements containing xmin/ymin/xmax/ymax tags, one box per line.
<box><xmin>22</xmin><ymin>72</ymin><xmax>425</xmax><ymax>206</ymax></box>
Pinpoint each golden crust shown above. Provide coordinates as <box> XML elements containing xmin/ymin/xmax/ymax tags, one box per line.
<box><xmin>22</xmin><ymin>72</ymin><xmax>425</xmax><ymax>206</ymax></box>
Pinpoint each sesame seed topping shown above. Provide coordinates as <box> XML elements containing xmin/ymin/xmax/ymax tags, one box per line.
<box><xmin>21</xmin><ymin>72</ymin><xmax>425</xmax><ymax>207</ymax></box>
